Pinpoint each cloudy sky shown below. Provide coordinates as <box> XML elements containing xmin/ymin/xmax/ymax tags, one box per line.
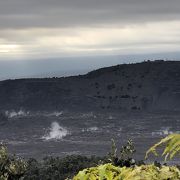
<box><xmin>0</xmin><ymin>0</ymin><xmax>180</xmax><ymax>79</ymax></box>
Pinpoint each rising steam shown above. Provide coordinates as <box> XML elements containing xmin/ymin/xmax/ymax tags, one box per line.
<box><xmin>42</xmin><ymin>122</ymin><xmax>69</xmax><ymax>140</ymax></box>
<box><xmin>5</xmin><ymin>110</ymin><xmax>29</xmax><ymax>118</ymax></box>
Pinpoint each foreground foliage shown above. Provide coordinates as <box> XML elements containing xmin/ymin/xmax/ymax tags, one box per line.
<box><xmin>74</xmin><ymin>134</ymin><xmax>180</xmax><ymax>180</ymax></box>
<box><xmin>73</xmin><ymin>163</ymin><xmax>180</xmax><ymax>180</ymax></box>
<box><xmin>1</xmin><ymin>134</ymin><xmax>180</xmax><ymax>179</ymax></box>
<box><xmin>0</xmin><ymin>144</ymin><xmax>27</xmax><ymax>180</ymax></box>
<box><xmin>146</xmin><ymin>134</ymin><xmax>180</xmax><ymax>161</ymax></box>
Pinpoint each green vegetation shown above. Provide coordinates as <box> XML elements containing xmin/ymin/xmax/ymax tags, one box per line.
<box><xmin>0</xmin><ymin>134</ymin><xmax>179</xmax><ymax>179</ymax></box>
<box><xmin>23</xmin><ymin>155</ymin><xmax>102</xmax><ymax>180</ymax></box>
<box><xmin>0</xmin><ymin>145</ymin><xmax>103</xmax><ymax>180</ymax></box>
<box><xmin>108</xmin><ymin>139</ymin><xmax>136</xmax><ymax>167</ymax></box>
<box><xmin>73</xmin><ymin>163</ymin><xmax>180</xmax><ymax>180</ymax></box>
<box><xmin>146</xmin><ymin>134</ymin><xmax>180</xmax><ymax>161</ymax></box>
<box><xmin>0</xmin><ymin>144</ymin><xmax>27</xmax><ymax>180</ymax></box>
<box><xmin>73</xmin><ymin>134</ymin><xmax>180</xmax><ymax>180</ymax></box>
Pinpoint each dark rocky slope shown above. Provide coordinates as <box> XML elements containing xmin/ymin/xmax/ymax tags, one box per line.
<box><xmin>0</xmin><ymin>60</ymin><xmax>180</xmax><ymax>112</ymax></box>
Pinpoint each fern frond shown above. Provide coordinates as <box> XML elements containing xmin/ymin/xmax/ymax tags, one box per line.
<box><xmin>145</xmin><ymin>134</ymin><xmax>180</xmax><ymax>161</ymax></box>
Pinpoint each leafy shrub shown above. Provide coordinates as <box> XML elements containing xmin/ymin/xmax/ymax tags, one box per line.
<box><xmin>108</xmin><ymin>139</ymin><xmax>136</xmax><ymax>167</ymax></box>
<box><xmin>0</xmin><ymin>144</ymin><xmax>27</xmax><ymax>180</ymax></box>
<box><xmin>73</xmin><ymin>163</ymin><xmax>180</xmax><ymax>180</ymax></box>
<box><xmin>24</xmin><ymin>155</ymin><xmax>103</xmax><ymax>180</ymax></box>
<box><xmin>1</xmin><ymin>134</ymin><xmax>179</xmax><ymax>179</ymax></box>
<box><xmin>73</xmin><ymin>134</ymin><xmax>180</xmax><ymax>179</ymax></box>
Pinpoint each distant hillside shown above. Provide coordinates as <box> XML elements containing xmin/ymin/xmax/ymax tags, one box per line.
<box><xmin>0</xmin><ymin>60</ymin><xmax>180</xmax><ymax>112</ymax></box>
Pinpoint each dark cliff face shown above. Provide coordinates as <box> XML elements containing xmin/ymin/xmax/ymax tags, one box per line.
<box><xmin>0</xmin><ymin>60</ymin><xmax>180</xmax><ymax>112</ymax></box>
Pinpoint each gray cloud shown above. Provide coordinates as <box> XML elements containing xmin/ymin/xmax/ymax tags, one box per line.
<box><xmin>1</xmin><ymin>0</ymin><xmax>180</xmax><ymax>80</ymax></box>
<box><xmin>0</xmin><ymin>0</ymin><xmax>180</xmax><ymax>64</ymax></box>
<box><xmin>0</xmin><ymin>0</ymin><xmax>180</xmax><ymax>29</ymax></box>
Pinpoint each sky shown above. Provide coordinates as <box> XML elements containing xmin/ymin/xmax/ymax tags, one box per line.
<box><xmin>0</xmin><ymin>0</ymin><xmax>180</xmax><ymax>79</ymax></box>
